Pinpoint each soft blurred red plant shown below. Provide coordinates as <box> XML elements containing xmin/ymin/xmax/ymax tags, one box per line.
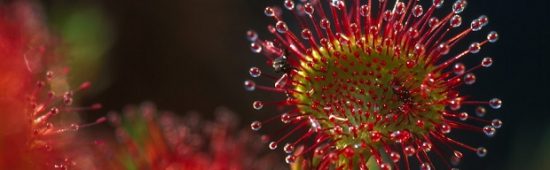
<box><xmin>0</xmin><ymin>1</ymin><xmax>104</xmax><ymax>169</ymax></box>
<box><xmin>0</xmin><ymin>2</ymin><xmax>53</xmax><ymax>168</ymax></box>
<box><xmin>95</xmin><ymin>102</ymin><xmax>285</xmax><ymax>170</ymax></box>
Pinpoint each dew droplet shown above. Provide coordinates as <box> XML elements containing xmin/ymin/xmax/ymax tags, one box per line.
<box><xmin>489</xmin><ymin>98</ymin><xmax>502</xmax><ymax>109</ymax></box>
<box><xmin>478</xmin><ymin>15</ymin><xmax>489</xmax><ymax>26</ymax></box>
<box><xmin>284</xmin><ymin>0</ymin><xmax>295</xmax><ymax>10</ymax></box>
<box><xmin>476</xmin><ymin>147</ymin><xmax>487</xmax><ymax>157</ymax></box>
<box><xmin>464</xmin><ymin>73</ymin><xmax>476</xmax><ymax>85</ymax></box>
<box><xmin>360</xmin><ymin>5</ymin><xmax>370</xmax><ymax>17</ymax></box>
<box><xmin>481</xmin><ymin>57</ymin><xmax>493</xmax><ymax>67</ymax></box>
<box><xmin>250</xmin><ymin>43</ymin><xmax>262</xmax><ymax>53</ymax></box>
<box><xmin>383</xmin><ymin>10</ymin><xmax>393</xmax><ymax>21</ymax></box>
<box><xmin>253</xmin><ymin>101</ymin><xmax>264</xmax><ymax>110</ymax></box>
<box><xmin>429</xmin><ymin>17</ymin><xmax>440</xmax><ymax>28</ymax></box>
<box><xmin>276</xmin><ymin>21</ymin><xmax>289</xmax><ymax>34</ymax></box>
<box><xmin>244</xmin><ymin>80</ymin><xmax>256</xmax><ymax>91</ymax></box>
<box><xmin>420</xmin><ymin>163</ymin><xmax>432</xmax><ymax>170</ymax></box>
<box><xmin>469</xmin><ymin>42</ymin><xmax>481</xmax><ymax>54</ymax></box>
<box><xmin>390</xmin><ymin>130</ymin><xmax>411</xmax><ymax>143</ymax></box>
<box><xmin>281</xmin><ymin>113</ymin><xmax>292</xmax><ymax>123</ymax></box>
<box><xmin>301</xmin><ymin>29</ymin><xmax>312</xmax><ymax>39</ymax></box>
<box><xmin>407</xmin><ymin>28</ymin><xmax>417</xmax><ymax>38</ymax></box>
<box><xmin>440</xmin><ymin>124</ymin><xmax>452</xmax><ymax>134</ymax></box>
<box><xmin>390</xmin><ymin>152</ymin><xmax>401</xmax><ymax>162</ymax></box>
<box><xmin>449</xmin><ymin>99</ymin><xmax>461</xmax><ymax>111</ymax></box>
<box><xmin>476</xmin><ymin>106</ymin><xmax>487</xmax><ymax>117</ymax></box>
<box><xmin>471</xmin><ymin>20</ymin><xmax>482</xmax><ymax>31</ymax></box>
<box><xmin>246</xmin><ymin>30</ymin><xmax>258</xmax><ymax>41</ymax></box>
<box><xmin>350</xmin><ymin>23</ymin><xmax>359</xmax><ymax>33</ymax></box>
<box><xmin>249</xmin><ymin>67</ymin><xmax>262</xmax><ymax>77</ymax></box>
<box><xmin>421</xmin><ymin>142</ymin><xmax>432</xmax><ymax>152</ymax></box>
<box><xmin>412</xmin><ymin>5</ymin><xmax>424</xmax><ymax>17</ymax></box>
<box><xmin>438</xmin><ymin>43</ymin><xmax>450</xmax><ymax>55</ymax></box>
<box><xmin>396</xmin><ymin>2</ymin><xmax>406</xmax><ymax>15</ymax></box>
<box><xmin>370</xmin><ymin>131</ymin><xmax>382</xmax><ymax>142</ymax></box>
<box><xmin>404</xmin><ymin>145</ymin><xmax>416</xmax><ymax>156</ymax></box>
<box><xmin>320</xmin><ymin>18</ymin><xmax>330</xmax><ymax>29</ymax></box>
<box><xmin>433</xmin><ymin>0</ymin><xmax>444</xmax><ymax>8</ymax></box>
<box><xmin>269</xmin><ymin>141</ymin><xmax>278</xmax><ymax>150</ymax></box>
<box><xmin>453</xmin><ymin>0</ymin><xmax>467</xmax><ymax>14</ymax></box>
<box><xmin>333</xmin><ymin>125</ymin><xmax>343</xmax><ymax>134</ymax></box>
<box><xmin>451</xmin><ymin>150</ymin><xmax>463</xmax><ymax>165</ymax></box>
<box><xmin>330</xmin><ymin>0</ymin><xmax>344</xmax><ymax>9</ymax></box>
<box><xmin>304</xmin><ymin>3</ymin><xmax>314</xmax><ymax>16</ymax></box>
<box><xmin>285</xmin><ymin>155</ymin><xmax>295</xmax><ymax>164</ymax></box>
<box><xmin>453</xmin><ymin>63</ymin><xmax>465</xmax><ymax>75</ymax></box>
<box><xmin>283</xmin><ymin>143</ymin><xmax>294</xmax><ymax>153</ymax></box>
<box><xmin>450</xmin><ymin>15</ymin><xmax>462</xmax><ymax>28</ymax></box>
<box><xmin>414</xmin><ymin>44</ymin><xmax>425</xmax><ymax>55</ymax></box>
<box><xmin>492</xmin><ymin>119</ymin><xmax>503</xmax><ymax>128</ymax></box>
<box><xmin>380</xmin><ymin>163</ymin><xmax>392</xmax><ymax>170</ymax></box>
<box><xmin>459</xmin><ymin>112</ymin><xmax>469</xmax><ymax>121</ymax></box>
<box><xmin>487</xmin><ymin>31</ymin><xmax>499</xmax><ymax>43</ymax></box>
<box><xmin>406</xmin><ymin>60</ymin><xmax>416</xmax><ymax>68</ymax></box>
<box><xmin>483</xmin><ymin>125</ymin><xmax>496</xmax><ymax>137</ymax></box>
<box><xmin>251</xmin><ymin>121</ymin><xmax>262</xmax><ymax>131</ymax></box>
<box><xmin>454</xmin><ymin>150</ymin><xmax>464</xmax><ymax>159</ymax></box>
<box><xmin>264</xmin><ymin>7</ymin><xmax>275</xmax><ymax>17</ymax></box>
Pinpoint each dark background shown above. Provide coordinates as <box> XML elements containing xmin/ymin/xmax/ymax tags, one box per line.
<box><xmin>43</xmin><ymin>0</ymin><xmax>550</xmax><ymax>169</ymax></box>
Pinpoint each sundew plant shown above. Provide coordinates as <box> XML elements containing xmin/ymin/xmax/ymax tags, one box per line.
<box><xmin>244</xmin><ymin>0</ymin><xmax>502</xmax><ymax>169</ymax></box>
